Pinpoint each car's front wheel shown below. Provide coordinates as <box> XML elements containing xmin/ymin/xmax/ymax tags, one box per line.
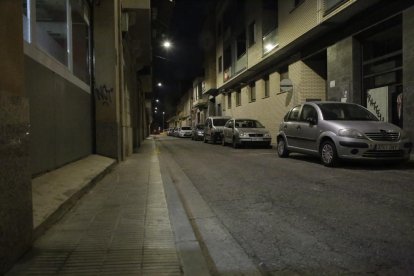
<box><xmin>320</xmin><ymin>140</ymin><xmax>339</xmax><ymax>167</ymax></box>
<box><xmin>277</xmin><ymin>138</ymin><xmax>289</xmax><ymax>157</ymax></box>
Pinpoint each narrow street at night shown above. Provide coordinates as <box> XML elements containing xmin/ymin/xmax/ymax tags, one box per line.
<box><xmin>157</xmin><ymin>135</ymin><xmax>414</xmax><ymax>275</ymax></box>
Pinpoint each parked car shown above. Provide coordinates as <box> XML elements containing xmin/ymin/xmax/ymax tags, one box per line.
<box><xmin>192</xmin><ymin>124</ymin><xmax>205</xmax><ymax>141</ymax></box>
<box><xmin>204</xmin><ymin>116</ymin><xmax>231</xmax><ymax>144</ymax></box>
<box><xmin>178</xmin><ymin>126</ymin><xmax>192</xmax><ymax>138</ymax></box>
<box><xmin>277</xmin><ymin>101</ymin><xmax>412</xmax><ymax>167</ymax></box>
<box><xmin>167</xmin><ymin>128</ymin><xmax>174</xmax><ymax>136</ymax></box>
<box><xmin>173</xmin><ymin>127</ymin><xmax>180</xmax><ymax>137</ymax></box>
<box><xmin>222</xmin><ymin>118</ymin><xmax>272</xmax><ymax>148</ymax></box>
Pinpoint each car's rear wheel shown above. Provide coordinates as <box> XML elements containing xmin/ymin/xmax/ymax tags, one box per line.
<box><xmin>320</xmin><ymin>140</ymin><xmax>338</xmax><ymax>167</ymax></box>
<box><xmin>277</xmin><ymin>138</ymin><xmax>289</xmax><ymax>157</ymax></box>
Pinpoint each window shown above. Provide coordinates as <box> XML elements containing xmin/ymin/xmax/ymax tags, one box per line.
<box><xmin>236</xmin><ymin>31</ymin><xmax>246</xmax><ymax>59</ymax></box>
<box><xmin>248</xmin><ymin>21</ymin><xmax>256</xmax><ymax>47</ymax></box>
<box><xmin>262</xmin><ymin>0</ymin><xmax>278</xmax><ymax>36</ymax></box>
<box><xmin>36</xmin><ymin>0</ymin><xmax>69</xmax><ymax>65</ymax></box>
<box><xmin>288</xmin><ymin>106</ymin><xmax>301</xmax><ymax>121</ymax></box>
<box><xmin>262</xmin><ymin>0</ymin><xmax>279</xmax><ymax>55</ymax></box>
<box><xmin>264</xmin><ymin>76</ymin><xmax>270</xmax><ymax>98</ymax></box>
<box><xmin>218</xmin><ymin>56</ymin><xmax>223</xmax><ymax>73</ymax></box>
<box><xmin>249</xmin><ymin>82</ymin><xmax>256</xmax><ymax>102</ymax></box>
<box><xmin>23</xmin><ymin>0</ymin><xmax>91</xmax><ymax>85</ymax></box>
<box><xmin>300</xmin><ymin>105</ymin><xmax>317</xmax><ymax>122</ymax></box>
<box><xmin>324</xmin><ymin>0</ymin><xmax>347</xmax><ymax>13</ymax></box>
<box><xmin>236</xmin><ymin>89</ymin><xmax>241</xmax><ymax>106</ymax></box>
<box><xmin>71</xmin><ymin>0</ymin><xmax>90</xmax><ymax>83</ymax></box>
<box><xmin>223</xmin><ymin>45</ymin><xmax>232</xmax><ymax>81</ymax></box>
<box><xmin>217</xmin><ymin>103</ymin><xmax>222</xmax><ymax>116</ymax></box>
<box><xmin>227</xmin><ymin>93</ymin><xmax>232</xmax><ymax>109</ymax></box>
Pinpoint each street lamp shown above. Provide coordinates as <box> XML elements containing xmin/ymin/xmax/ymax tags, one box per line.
<box><xmin>162</xmin><ymin>40</ymin><xmax>172</xmax><ymax>49</ymax></box>
<box><xmin>157</xmin><ymin>82</ymin><xmax>162</xmax><ymax>87</ymax></box>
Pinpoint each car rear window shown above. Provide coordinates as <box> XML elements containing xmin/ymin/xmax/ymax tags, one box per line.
<box><xmin>181</xmin><ymin>127</ymin><xmax>191</xmax><ymax>130</ymax></box>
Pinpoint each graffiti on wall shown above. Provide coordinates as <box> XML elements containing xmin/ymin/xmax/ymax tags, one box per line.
<box><xmin>95</xmin><ymin>85</ymin><xmax>113</xmax><ymax>106</ymax></box>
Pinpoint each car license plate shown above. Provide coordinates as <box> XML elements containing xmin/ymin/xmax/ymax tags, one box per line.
<box><xmin>252</xmin><ymin>138</ymin><xmax>262</xmax><ymax>141</ymax></box>
<box><xmin>376</xmin><ymin>144</ymin><xmax>399</xmax><ymax>151</ymax></box>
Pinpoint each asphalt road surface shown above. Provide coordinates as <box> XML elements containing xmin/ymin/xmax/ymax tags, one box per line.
<box><xmin>156</xmin><ymin>135</ymin><xmax>414</xmax><ymax>275</ymax></box>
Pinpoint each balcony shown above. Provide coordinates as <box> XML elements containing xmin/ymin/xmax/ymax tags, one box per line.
<box><xmin>193</xmin><ymin>98</ymin><xmax>208</xmax><ymax>110</ymax></box>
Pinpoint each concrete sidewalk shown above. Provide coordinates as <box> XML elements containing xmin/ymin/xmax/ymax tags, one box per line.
<box><xmin>8</xmin><ymin>137</ymin><xmax>209</xmax><ymax>275</ymax></box>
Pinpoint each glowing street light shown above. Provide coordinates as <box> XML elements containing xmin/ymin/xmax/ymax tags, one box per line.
<box><xmin>155</xmin><ymin>99</ymin><xmax>159</xmax><ymax>103</ymax></box>
<box><xmin>157</xmin><ymin>82</ymin><xmax>162</xmax><ymax>87</ymax></box>
<box><xmin>162</xmin><ymin>40</ymin><xmax>172</xmax><ymax>49</ymax></box>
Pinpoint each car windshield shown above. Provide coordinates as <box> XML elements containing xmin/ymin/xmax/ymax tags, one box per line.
<box><xmin>317</xmin><ymin>103</ymin><xmax>378</xmax><ymax>121</ymax></box>
<box><xmin>213</xmin><ymin>119</ymin><xmax>229</xmax><ymax>126</ymax></box>
<box><xmin>235</xmin><ymin>119</ymin><xmax>264</xmax><ymax>128</ymax></box>
<box><xmin>181</xmin><ymin>127</ymin><xmax>191</xmax><ymax>130</ymax></box>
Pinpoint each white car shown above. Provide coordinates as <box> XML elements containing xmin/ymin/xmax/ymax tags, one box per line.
<box><xmin>178</xmin><ymin>126</ymin><xmax>192</xmax><ymax>138</ymax></box>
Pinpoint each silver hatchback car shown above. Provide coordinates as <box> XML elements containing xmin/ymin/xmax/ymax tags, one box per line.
<box><xmin>277</xmin><ymin>102</ymin><xmax>412</xmax><ymax>166</ymax></box>
<box><xmin>222</xmin><ymin>118</ymin><xmax>272</xmax><ymax>148</ymax></box>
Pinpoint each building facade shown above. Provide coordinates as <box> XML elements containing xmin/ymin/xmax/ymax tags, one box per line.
<box><xmin>199</xmin><ymin>0</ymin><xmax>414</xmax><ymax>148</ymax></box>
<box><xmin>0</xmin><ymin>0</ymin><xmax>152</xmax><ymax>273</ymax></box>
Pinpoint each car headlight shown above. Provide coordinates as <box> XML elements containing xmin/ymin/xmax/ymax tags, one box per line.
<box><xmin>264</xmin><ymin>133</ymin><xmax>271</xmax><ymax>138</ymax></box>
<box><xmin>197</xmin><ymin>131</ymin><xmax>203</xmax><ymax>135</ymax></box>
<box><xmin>239</xmin><ymin>132</ymin><xmax>248</xmax><ymax>137</ymax></box>
<box><xmin>338</xmin><ymin>129</ymin><xmax>366</xmax><ymax>139</ymax></box>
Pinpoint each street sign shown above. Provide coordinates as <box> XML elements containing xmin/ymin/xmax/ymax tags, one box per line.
<box><xmin>280</xmin><ymin>78</ymin><xmax>293</xmax><ymax>93</ymax></box>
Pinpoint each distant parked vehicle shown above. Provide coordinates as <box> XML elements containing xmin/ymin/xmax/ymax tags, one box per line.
<box><xmin>204</xmin><ymin>116</ymin><xmax>231</xmax><ymax>144</ymax></box>
<box><xmin>178</xmin><ymin>126</ymin><xmax>192</xmax><ymax>138</ymax></box>
<box><xmin>222</xmin><ymin>118</ymin><xmax>272</xmax><ymax>148</ymax></box>
<box><xmin>192</xmin><ymin>124</ymin><xmax>205</xmax><ymax>141</ymax></box>
<box><xmin>277</xmin><ymin>101</ymin><xmax>412</xmax><ymax>167</ymax></box>
<box><xmin>173</xmin><ymin>128</ymin><xmax>180</xmax><ymax>137</ymax></box>
<box><xmin>167</xmin><ymin>128</ymin><xmax>174</xmax><ymax>136</ymax></box>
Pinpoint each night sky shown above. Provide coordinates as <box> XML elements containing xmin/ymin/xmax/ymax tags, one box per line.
<box><xmin>153</xmin><ymin>0</ymin><xmax>214</xmax><ymax>122</ymax></box>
